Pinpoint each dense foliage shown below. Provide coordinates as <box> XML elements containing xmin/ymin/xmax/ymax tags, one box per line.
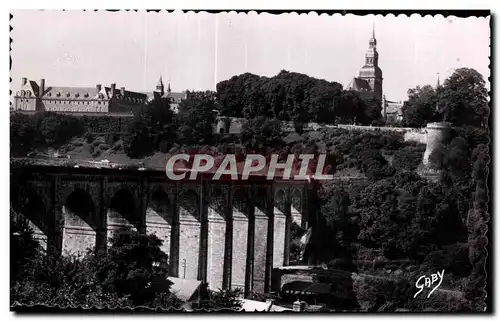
<box><xmin>11</xmin><ymin>222</ymin><xmax>180</xmax><ymax>309</ymax></box>
<box><xmin>402</xmin><ymin>68</ymin><xmax>489</xmax><ymax>128</ymax></box>
<box><xmin>217</xmin><ymin>70</ymin><xmax>382</xmax><ymax>125</ymax></box>
<box><xmin>10</xmin><ymin>112</ymin><xmax>86</xmax><ymax>156</ymax></box>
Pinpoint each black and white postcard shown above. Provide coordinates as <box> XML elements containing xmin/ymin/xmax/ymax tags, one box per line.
<box><xmin>9</xmin><ymin>9</ymin><xmax>491</xmax><ymax>313</ymax></box>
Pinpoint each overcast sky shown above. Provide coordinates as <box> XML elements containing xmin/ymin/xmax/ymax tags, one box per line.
<box><xmin>10</xmin><ymin>10</ymin><xmax>490</xmax><ymax>102</ymax></box>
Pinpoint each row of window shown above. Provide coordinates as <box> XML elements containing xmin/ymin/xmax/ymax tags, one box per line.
<box><xmin>47</xmin><ymin>92</ymin><xmax>88</xmax><ymax>98</ymax></box>
<box><xmin>44</xmin><ymin>100</ymin><xmax>105</xmax><ymax>105</ymax></box>
<box><xmin>17</xmin><ymin>90</ymin><xmax>32</xmax><ymax>97</ymax></box>
<box><xmin>47</xmin><ymin>107</ymin><xmax>106</xmax><ymax>112</ymax></box>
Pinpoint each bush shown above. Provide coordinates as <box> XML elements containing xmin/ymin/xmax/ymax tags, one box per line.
<box><xmin>392</xmin><ymin>146</ymin><xmax>426</xmax><ymax>172</ymax></box>
<box><xmin>86</xmin><ymin>144</ymin><xmax>95</xmax><ymax>154</ymax></box>
<box><xmin>423</xmin><ymin>243</ymin><xmax>471</xmax><ymax>277</ymax></box>
<box><xmin>198</xmin><ymin>287</ymin><xmax>243</xmax><ymax>311</ymax></box>
<box><xmin>85</xmin><ymin>132</ymin><xmax>95</xmax><ymax>144</ymax></box>
<box><xmin>111</xmin><ymin>141</ymin><xmax>123</xmax><ymax>153</ymax></box>
<box><xmin>37</xmin><ymin>112</ymin><xmax>85</xmax><ymax>145</ymax></box>
<box><xmin>406</xmin><ymin>289</ymin><xmax>471</xmax><ymax>312</ymax></box>
<box><xmin>353</xmin><ymin>275</ymin><xmax>411</xmax><ymax>311</ymax></box>
<box><xmin>11</xmin><ymin>227</ymin><xmax>184</xmax><ymax>310</ymax></box>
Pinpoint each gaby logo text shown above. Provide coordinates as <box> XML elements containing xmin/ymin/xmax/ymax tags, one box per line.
<box><xmin>165</xmin><ymin>154</ymin><xmax>334</xmax><ymax>181</ymax></box>
<box><xmin>414</xmin><ymin>269</ymin><xmax>445</xmax><ymax>299</ymax></box>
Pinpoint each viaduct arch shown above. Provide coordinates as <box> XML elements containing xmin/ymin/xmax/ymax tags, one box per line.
<box><xmin>10</xmin><ymin>165</ymin><xmax>310</xmax><ymax>296</ymax></box>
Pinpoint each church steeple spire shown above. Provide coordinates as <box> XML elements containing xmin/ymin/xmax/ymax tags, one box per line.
<box><xmin>436</xmin><ymin>73</ymin><xmax>441</xmax><ymax>88</ymax></box>
<box><xmin>358</xmin><ymin>24</ymin><xmax>383</xmax><ymax>102</ymax></box>
<box><xmin>369</xmin><ymin>23</ymin><xmax>377</xmax><ymax>49</ymax></box>
<box><xmin>156</xmin><ymin>75</ymin><xmax>165</xmax><ymax>95</ymax></box>
<box><xmin>167</xmin><ymin>80</ymin><xmax>171</xmax><ymax>94</ymax></box>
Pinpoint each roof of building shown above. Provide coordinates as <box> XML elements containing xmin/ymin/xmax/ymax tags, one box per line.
<box><xmin>240</xmin><ymin>299</ymin><xmax>293</xmax><ymax>312</ymax></box>
<box><xmin>40</xmin><ymin>86</ymin><xmax>147</xmax><ymax>101</ymax></box>
<box><xmin>346</xmin><ymin>77</ymin><xmax>372</xmax><ymax>92</ymax></box>
<box><xmin>28</xmin><ymin>81</ymin><xmax>40</xmax><ymax>96</ymax></box>
<box><xmin>168</xmin><ymin>277</ymin><xmax>201</xmax><ymax>302</ymax></box>
<box><xmin>385</xmin><ymin>101</ymin><xmax>403</xmax><ymax>114</ymax></box>
<box><xmin>282</xmin><ymin>281</ymin><xmax>332</xmax><ymax>296</ymax></box>
<box><xmin>14</xmin><ymin>81</ymin><xmax>40</xmax><ymax>98</ymax></box>
<box><xmin>359</xmin><ymin>65</ymin><xmax>383</xmax><ymax>78</ymax></box>
<box><xmin>41</xmin><ymin>86</ymin><xmax>99</xmax><ymax>100</ymax></box>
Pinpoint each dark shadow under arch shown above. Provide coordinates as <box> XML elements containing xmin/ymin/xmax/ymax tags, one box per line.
<box><xmin>291</xmin><ymin>187</ymin><xmax>302</xmax><ymax>212</ymax></box>
<box><xmin>14</xmin><ymin>188</ymin><xmax>50</xmax><ymax>236</ymax></box>
<box><xmin>64</xmin><ymin>188</ymin><xmax>97</xmax><ymax>229</ymax></box>
<box><xmin>179</xmin><ymin>190</ymin><xmax>201</xmax><ymax>222</ymax></box>
<box><xmin>109</xmin><ymin>189</ymin><xmax>140</xmax><ymax>228</ymax></box>
<box><xmin>149</xmin><ymin>189</ymin><xmax>171</xmax><ymax>221</ymax></box>
<box><xmin>275</xmin><ymin>188</ymin><xmax>288</xmax><ymax>214</ymax></box>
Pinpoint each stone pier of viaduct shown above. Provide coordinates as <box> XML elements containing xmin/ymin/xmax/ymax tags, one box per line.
<box><xmin>10</xmin><ymin>165</ymin><xmax>310</xmax><ymax>296</ymax></box>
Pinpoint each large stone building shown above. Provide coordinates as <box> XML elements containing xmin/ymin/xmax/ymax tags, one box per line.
<box><xmin>12</xmin><ymin>76</ymin><xmax>187</xmax><ymax>115</ymax></box>
<box><xmin>346</xmin><ymin>26</ymin><xmax>403</xmax><ymax>122</ymax></box>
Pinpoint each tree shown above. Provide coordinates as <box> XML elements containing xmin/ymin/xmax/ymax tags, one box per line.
<box><xmin>123</xmin><ymin>114</ymin><xmax>154</xmax><ymax>158</ymax></box>
<box><xmin>335</xmin><ymin>90</ymin><xmax>365</xmax><ymax>124</ymax></box>
<box><xmin>401</xmin><ymin>85</ymin><xmax>440</xmax><ymax>127</ymax></box>
<box><xmin>438</xmin><ymin>68</ymin><xmax>489</xmax><ymax>128</ymax></box>
<box><xmin>36</xmin><ymin>112</ymin><xmax>85</xmax><ymax>145</ymax></box>
<box><xmin>464</xmin><ymin>144</ymin><xmax>489</xmax><ymax>311</ymax></box>
<box><xmin>10</xmin><ymin>208</ymin><xmax>41</xmax><ymax>281</ymax></box>
<box><xmin>95</xmin><ymin>228</ymin><xmax>174</xmax><ymax>306</ymax></box>
<box><xmin>217</xmin><ymin>73</ymin><xmax>261</xmax><ymax>118</ymax></box>
<box><xmin>216</xmin><ymin>70</ymin><xmax>343</xmax><ymax>124</ymax></box>
<box><xmin>198</xmin><ymin>287</ymin><xmax>243</xmax><ymax>311</ymax></box>
<box><xmin>391</xmin><ymin>145</ymin><xmax>426</xmax><ymax>172</ymax></box>
<box><xmin>241</xmin><ymin>116</ymin><xmax>284</xmax><ymax>153</ymax></box>
<box><xmin>11</xmin><ymin>225</ymin><xmax>181</xmax><ymax>310</ymax></box>
<box><xmin>176</xmin><ymin>91</ymin><xmax>218</xmax><ymax>146</ymax></box>
<box><xmin>10</xmin><ymin>112</ymin><xmax>37</xmax><ymax>156</ymax></box>
<box><xmin>357</xmin><ymin>92</ymin><xmax>383</xmax><ymax>124</ymax></box>
<box><xmin>321</xmin><ymin>189</ymin><xmax>357</xmax><ymax>270</ymax></box>
<box><xmin>146</xmin><ymin>96</ymin><xmax>177</xmax><ymax>152</ymax></box>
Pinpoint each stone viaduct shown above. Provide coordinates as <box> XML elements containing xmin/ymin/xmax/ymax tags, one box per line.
<box><xmin>10</xmin><ymin>165</ymin><xmax>310</xmax><ymax>297</ymax></box>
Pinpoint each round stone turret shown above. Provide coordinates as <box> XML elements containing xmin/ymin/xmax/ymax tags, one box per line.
<box><xmin>422</xmin><ymin>122</ymin><xmax>452</xmax><ymax>166</ymax></box>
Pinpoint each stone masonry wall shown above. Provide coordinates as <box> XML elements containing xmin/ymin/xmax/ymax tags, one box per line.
<box><xmin>178</xmin><ymin>206</ymin><xmax>201</xmax><ymax>280</ymax></box>
<box><xmin>231</xmin><ymin>206</ymin><xmax>248</xmax><ymax>291</ymax></box>
<box><xmin>62</xmin><ymin>207</ymin><xmax>96</xmax><ymax>256</ymax></box>
<box><xmin>273</xmin><ymin>207</ymin><xmax>287</xmax><ymax>268</ymax></box>
<box><xmin>206</xmin><ymin>205</ymin><xmax>226</xmax><ymax>290</ymax></box>
<box><xmin>252</xmin><ymin>207</ymin><xmax>269</xmax><ymax>294</ymax></box>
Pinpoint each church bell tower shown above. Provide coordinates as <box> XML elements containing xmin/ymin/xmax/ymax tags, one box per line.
<box><xmin>358</xmin><ymin>24</ymin><xmax>383</xmax><ymax>101</ymax></box>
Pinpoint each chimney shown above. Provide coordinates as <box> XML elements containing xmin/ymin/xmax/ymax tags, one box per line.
<box><xmin>96</xmin><ymin>84</ymin><xmax>102</xmax><ymax>92</ymax></box>
<box><xmin>110</xmin><ymin>83</ymin><xmax>116</xmax><ymax>93</ymax></box>
<box><xmin>120</xmin><ymin>87</ymin><xmax>125</xmax><ymax>97</ymax></box>
<box><xmin>39</xmin><ymin>78</ymin><xmax>45</xmax><ymax>97</ymax></box>
<box><xmin>21</xmin><ymin>77</ymin><xmax>27</xmax><ymax>86</ymax></box>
